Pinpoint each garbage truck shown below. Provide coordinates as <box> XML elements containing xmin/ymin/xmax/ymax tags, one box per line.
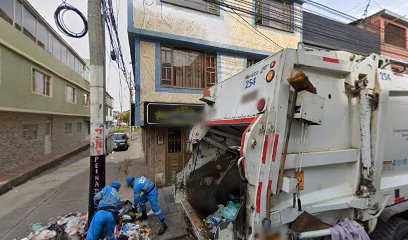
<box><xmin>174</xmin><ymin>48</ymin><xmax>408</xmax><ymax>239</ymax></box>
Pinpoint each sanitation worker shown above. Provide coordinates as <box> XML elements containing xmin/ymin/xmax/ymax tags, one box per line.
<box><xmin>87</xmin><ymin>181</ymin><xmax>122</xmax><ymax>240</ymax></box>
<box><xmin>127</xmin><ymin>176</ymin><xmax>168</xmax><ymax>235</ymax></box>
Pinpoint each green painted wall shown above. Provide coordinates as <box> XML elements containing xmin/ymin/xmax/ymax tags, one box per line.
<box><xmin>0</xmin><ymin>18</ymin><xmax>90</xmax><ymax>116</ymax></box>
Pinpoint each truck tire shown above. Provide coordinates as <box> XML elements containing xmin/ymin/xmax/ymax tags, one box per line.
<box><xmin>371</xmin><ymin>217</ymin><xmax>408</xmax><ymax>240</ymax></box>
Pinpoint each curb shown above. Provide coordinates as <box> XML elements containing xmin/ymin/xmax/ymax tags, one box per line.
<box><xmin>0</xmin><ymin>143</ymin><xmax>89</xmax><ymax>196</ymax></box>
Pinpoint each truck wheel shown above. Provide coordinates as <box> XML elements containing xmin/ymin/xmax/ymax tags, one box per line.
<box><xmin>371</xmin><ymin>217</ymin><xmax>408</xmax><ymax>240</ymax></box>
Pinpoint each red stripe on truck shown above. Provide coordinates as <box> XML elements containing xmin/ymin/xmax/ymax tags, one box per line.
<box><xmin>267</xmin><ymin>179</ymin><xmax>272</xmax><ymax>192</ymax></box>
<box><xmin>272</xmin><ymin>134</ymin><xmax>279</xmax><ymax>162</ymax></box>
<box><xmin>395</xmin><ymin>197</ymin><xmax>406</xmax><ymax>204</ymax></box>
<box><xmin>256</xmin><ymin>182</ymin><xmax>262</xmax><ymax>214</ymax></box>
<box><xmin>205</xmin><ymin>117</ymin><xmax>255</xmax><ymax>125</ymax></box>
<box><xmin>323</xmin><ymin>57</ymin><xmax>339</xmax><ymax>64</ymax></box>
<box><xmin>262</xmin><ymin>135</ymin><xmax>269</xmax><ymax>164</ymax></box>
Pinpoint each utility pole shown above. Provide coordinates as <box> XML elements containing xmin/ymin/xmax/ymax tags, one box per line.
<box><xmin>88</xmin><ymin>0</ymin><xmax>106</xmax><ymax>224</ymax></box>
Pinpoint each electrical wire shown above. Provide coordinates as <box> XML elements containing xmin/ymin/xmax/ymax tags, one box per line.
<box><xmin>150</xmin><ymin>0</ymin><xmax>408</xmax><ymax>53</ymax></box>
<box><xmin>212</xmin><ymin>1</ymin><xmax>381</xmax><ymax>52</ymax></box>
<box><xmin>304</xmin><ymin>0</ymin><xmax>408</xmax><ymax>42</ymax></box>
<box><xmin>54</xmin><ymin>1</ymin><xmax>88</xmax><ymax>38</ymax></box>
<box><xmin>204</xmin><ymin>0</ymin><xmax>408</xmax><ymax>53</ymax></box>
<box><xmin>362</xmin><ymin>0</ymin><xmax>372</xmax><ymax>19</ymax></box>
<box><xmin>222</xmin><ymin>0</ymin><xmax>283</xmax><ymax>49</ymax></box>
<box><xmin>102</xmin><ymin>0</ymin><xmax>130</xmax><ymax>87</ymax></box>
<box><xmin>145</xmin><ymin>0</ymin><xmax>403</xmax><ymax>53</ymax></box>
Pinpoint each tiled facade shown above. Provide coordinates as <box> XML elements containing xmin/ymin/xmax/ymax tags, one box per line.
<box><xmin>0</xmin><ymin>111</ymin><xmax>89</xmax><ymax>172</ymax></box>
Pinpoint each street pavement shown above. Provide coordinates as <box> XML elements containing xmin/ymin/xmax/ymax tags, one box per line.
<box><xmin>0</xmin><ymin>132</ymin><xmax>191</xmax><ymax>240</ymax></box>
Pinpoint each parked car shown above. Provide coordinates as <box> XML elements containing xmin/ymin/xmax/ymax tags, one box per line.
<box><xmin>112</xmin><ymin>133</ymin><xmax>129</xmax><ymax>151</ymax></box>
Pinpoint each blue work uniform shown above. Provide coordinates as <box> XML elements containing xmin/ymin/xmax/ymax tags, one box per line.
<box><xmin>87</xmin><ymin>186</ymin><xmax>120</xmax><ymax>240</ymax></box>
<box><xmin>133</xmin><ymin>176</ymin><xmax>164</xmax><ymax>222</ymax></box>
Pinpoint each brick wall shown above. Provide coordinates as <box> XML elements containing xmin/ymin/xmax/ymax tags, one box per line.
<box><xmin>0</xmin><ymin>111</ymin><xmax>89</xmax><ymax>172</ymax></box>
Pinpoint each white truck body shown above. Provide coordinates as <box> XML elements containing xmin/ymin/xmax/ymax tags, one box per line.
<box><xmin>175</xmin><ymin>48</ymin><xmax>408</xmax><ymax>239</ymax></box>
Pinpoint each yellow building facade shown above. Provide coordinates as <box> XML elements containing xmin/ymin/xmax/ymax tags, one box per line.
<box><xmin>128</xmin><ymin>0</ymin><xmax>303</xmax><ymax>185</ymax></box>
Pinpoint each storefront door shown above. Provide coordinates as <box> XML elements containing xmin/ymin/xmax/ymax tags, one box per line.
<box><xmin>166</xmin><ymin>128</ymin><xmax>184</xmax><ymax>185</ymax></box>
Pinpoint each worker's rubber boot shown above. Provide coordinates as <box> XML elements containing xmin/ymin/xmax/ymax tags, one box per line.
<box><xmin>158</xmin><ymin>222</ymin><xmax>168</xmax><ymax>235</ymax></box>
<box><xmin>137</xmin><ymin>210</ymin><xmax>148</xmax><ymax>221</ymax></box>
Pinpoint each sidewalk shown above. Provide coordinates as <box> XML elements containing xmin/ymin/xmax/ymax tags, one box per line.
<box><xmin>110</xmin><ymin>133</ymin><xmax>191</xmax><ymax>239</ymax></box>
<box><xmin>0</xmin><ymin>141</ymin><xmax>89</xmax><ymax>195</ymax></box>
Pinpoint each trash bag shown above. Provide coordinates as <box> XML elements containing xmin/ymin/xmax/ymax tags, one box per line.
<box><xmin>220</xmin><ymin>201</ymin><xmax>241</xmax><ymax>220</ymax></box>
<box><xmin>31</xmin><ymin>223</ymin><xmax>44</xmax><ymax>233</ymax></box>
<box><xmin>64</xmin><ymin>216</ymin><xmax>79</xmax><ymax>236</ymax></box>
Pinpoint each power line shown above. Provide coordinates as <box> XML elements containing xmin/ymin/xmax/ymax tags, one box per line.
<box><xmin>222</xmin><ymin>1</ymin><xmax>283</xmax><ymax>49</ymax></box>
<box><xmin>209</xmin><ymin>0</ymin><xmax>379</xmax><ymax>51</ymax></box>
<box><xmin>363</xmin><ymin>0</ymin><xmax>372</xmax><ymax>19</ymax></box>
<box><xmin>205</xmin><ymin>0</ymin><xmax>408</xmax><ymax>52</ymax></box>
<box><xmin>304</xmin><ymin>0</ymin><xmax>406</xmax><ymax>37</ymax></box>
<box><xmin>102</xmin><ymin>0</ymin><xmax>130</xmax><ymax>87</ymax></box>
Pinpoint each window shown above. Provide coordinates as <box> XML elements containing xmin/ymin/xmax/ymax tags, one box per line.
<box><xmin>14</xmin><ymin>0</ymin><xmax>22</xmax><ymax>30</ymax></box>
<box><xmin>23</xmin><ymin>7</ymin><xmax>36</xmax><ymax>41</ymax></box>
<box><xmin>86</xmin><ymin>121</ymin><xmax>90</xmax><ymax>135</ymax></box>
<box><xmin>0</xmin><ymin>0</ymin><xmax>14</xmax><ymax>24</ymax></box>
<box><xmin>65</xmin><ymin>85</ymin><xmax>76</xmax><ymax>103</ymax></box>
<box><xmin>32</xmin><ymin>69</ymin><xmax>51</xmax><ymax>96</ymax></box>
<box><xmin>255</xmin><ymin>0</ymin><xmax>294</xmax><ymax>32</ymax></box>
<box><xmin>161</xmin><ymin>47</ymin><xmax>172</xmax><ymax>86</ymax></box>
<box><xmin>77</xmin><ymin>122</ymin><xmax>82</xmax><ymax>132</ymax></box>
<box><xmin>23</xmin><ymin>124</ymin><xmax>38</xmax><ymax>140</ymax></box>
<box><xmin>74</xmin><ymin>58</ymin><xmax>80</xmax><ymax>74</ymax></box>
<box><xmin>61</xmin><ymin>46</ymin><xmax>68</xmax><ymax>65</ymax></box>
<box><xmin>161</xmin><ymin>0</ymin><xmax>219</xmax><ymax>15</ymax></box>
<box><xmin>83</xmin><ymin>93</ymin><xmax>90</xmax><ymax>107</ymax></box>
<box><xmin>160</xmin><ymin>46</ymin><xmax>217</xmax><ymax>89</ymax></box>
<box><xmin>47</xmin><ymin>31</ymin><xmax>53</xmax><ymax>54</ymax></box>
<box><xmin>36</xmin><ymin>22</ymin><xmax>48</xmax><ymax>49</ymax></box>
<box><xmin>206</xmin><ymin>54</ymin><xmax>216</xmax><ymax>86</ymax></box>
<box><xmin>384</xmin><ymin>23</ymin><xmax>406</xmax><ymax>48</ymax></box>
<box><xmin>247</xmin><ymin>57</ymin><xmax>263</xmax><ymax>67</ymax></box>
<box><xmin>52</xmin><ymin>36</ymin><xmax>61</xmax><ymax>61</ymax></box>
<box><xmin>68</xmin><ymin>52</ymin><xmax>75</xmax><ymax>71</ymax></box>
<box><xmin>64</xmin><ymin>123</ymin><xmax>73</xmax><ymax>134</ymax></box>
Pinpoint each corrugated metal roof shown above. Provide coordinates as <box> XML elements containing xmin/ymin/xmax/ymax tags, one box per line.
<box><xmin>302</xmin><ymin>11</ymin><xmax>381</xmax><ymax>55</ymax></box>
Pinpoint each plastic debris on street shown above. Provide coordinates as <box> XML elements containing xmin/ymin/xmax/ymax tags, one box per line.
<box><xmin>117</xmin><ymin>221</ymin><xmax>151</xmax><ymax>240</ymax></box>
<box><xmin>203</xmin><ymin>201</ymin><xmax>241</xmax><ymax>234</ymax></box>
<box><xmin>23</xmin><ymin>212</ymin><xmax>88</xmax><ymax>240</ymax></box>
<box><xmin>23</xmin><ymin>204</ymin><xmax>152</xmax><ymax>240</ymax></box>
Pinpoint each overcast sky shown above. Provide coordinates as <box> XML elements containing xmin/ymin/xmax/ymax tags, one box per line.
<box><xmin>26</xmin><ymin>0</ymin><xmax>408</xmax><ymax>111</ymax></box>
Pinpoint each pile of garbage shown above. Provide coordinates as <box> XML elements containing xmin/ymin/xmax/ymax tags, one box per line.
<box><xmin>23</xmin><ymin>204</ymin><xmax>152</xmax><ymax>240</ymax></box>
<box><xmin>203</xmin><ymin>201</ymin><xmax>241</xmax><ymax>234</ymax></box>
<box><xmin>23</xmin><ymin>212</ymin><xmax>88</xmax><ymax>240</ymax></box>
<box><xmin>116</xmin><ymin>204</ymin><xmax>151</xmax><ymax>239</ymax></box>
<box><xmin>117</xmin><ymin>222</ymin><xmax>151</xmax><ymax>239</ymax></box>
